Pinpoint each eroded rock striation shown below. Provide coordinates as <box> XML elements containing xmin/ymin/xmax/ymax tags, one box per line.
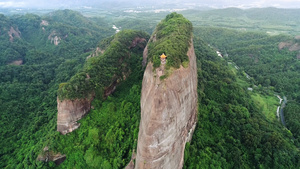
<box><xmin>57</xmin><ymin>97</ymin><xmax>93</xmax><ymax>134</ymax></box>
<box><xmin>135</xmin><ymin>40</ymin><xmax>198</xmax><ymax>168</ymax></box>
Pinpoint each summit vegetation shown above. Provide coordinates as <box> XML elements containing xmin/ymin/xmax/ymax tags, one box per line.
<box><xmin>147</xmin><ymin>12</ymin><xmax>193</xmax><ymax>69</ymax></box>
<box><xmin>58</xmin><ymin>30</ymin><xmax>149</xmax><ymax>100</ymax></box>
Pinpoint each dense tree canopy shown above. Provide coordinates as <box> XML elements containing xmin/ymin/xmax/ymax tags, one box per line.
<box><xmin>184</xmin><ymin>36</ymin><xmax>300</xmax><ymax>169</ymax></box>
<box><xmin>0</xmin><ymin>10</ymin><xmax>114</xmax><ymax>168</ymax></box>
<box><xmin>57</xmin><ymin>30</ymin><xmax>149</xmax><ymax>100</ymax></box>
<box><xmin>147</xmin><ymin>12</ymin><xmax>193</xmax><ymax>69</ymax></box>
<box><xmin>1</xmin><ymin>9</ymin><xmax>300</xmax><ymax>169</ymax></box>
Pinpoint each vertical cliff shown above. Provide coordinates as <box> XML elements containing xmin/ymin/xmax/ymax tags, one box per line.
<box><xmin>57</xmin><ymin>97</ymin><xmax>93</xmax><ymax>134</ymax></box>
<box><xmin>135</xmin><ymin>13</ymin><xmax>197</xmax><ymax>169</ymax></box>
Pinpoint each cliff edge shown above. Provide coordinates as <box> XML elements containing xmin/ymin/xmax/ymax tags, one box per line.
<box><xmin>57</xmin><ymin>97</ymin><xmax>93</xmax><ymax>134</ymax></box>
<box><xmin>135</xmin><ymin>13</ymin><xmax>197</xmax><ymax>169</ymax></box>
<box><xmin>57</xmin><ymin>30</ymin><xmax>149</xmax><ymax>134</ymax></box>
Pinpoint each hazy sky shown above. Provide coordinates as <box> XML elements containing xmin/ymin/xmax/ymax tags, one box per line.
<box><xmin>1</xmin><ymin>0</ymin><xmax>300</xmax><ymax>9</ymax></box>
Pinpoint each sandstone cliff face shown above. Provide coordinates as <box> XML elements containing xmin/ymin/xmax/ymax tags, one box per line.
<box><xmin>135</xmin><ymin>40</ymin><xmax>198</xmax><ymax>169</ymax></box>
<box><xmin>57</xmin><ymin>97</ymin><xmax>93</xmax><ymax>134</ymax></box>
<box><xmin>48</xmin><ymin>31</ymin><xmax>62</xmax><ymax>46</ymax></box>
<box><xmin>8</xmin><ymin>26</ymin><xmax>21</xmax><ymax>42</ymax></box>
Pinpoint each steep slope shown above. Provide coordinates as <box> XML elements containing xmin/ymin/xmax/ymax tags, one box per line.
<box><xmin>135</xmin><ymin>13</ymin><xmax>197</xmax><ymax>168</ymax></box>
<box><xmin>183</xmin><ymin>34</ymin><xmax>300</xmax><ymax>168</ymax></box>
<box><xmin>0</xmin><ymin>10</ymin><xmax>114</xmax><ymax>168</ymax></box>
<box><xmin>57</xmin><ymin>30</ymin><xmax>149</xmax><ymax>134</ymax></box>
<box><xmin>49</xmin><ymin>30</ymin><xmax>149</xmax><ymax>168</ymax></box>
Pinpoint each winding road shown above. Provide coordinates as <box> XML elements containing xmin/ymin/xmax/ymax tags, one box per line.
<box><xmin>221</xmin><ymin>50</ymin><xmax>288</xmax><ymax>127</ymax></box>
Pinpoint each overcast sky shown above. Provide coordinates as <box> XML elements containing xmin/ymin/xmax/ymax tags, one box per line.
<box><xmin>1</xmin><ymin>0</ymin><xmax>300</xmax><ymax>9</ymax></box>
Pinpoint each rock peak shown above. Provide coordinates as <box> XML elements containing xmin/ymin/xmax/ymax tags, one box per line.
<box><xmin>135</xmin><ymin>39</ymin><xmax>198</xmax><ymax>168</ymax></box>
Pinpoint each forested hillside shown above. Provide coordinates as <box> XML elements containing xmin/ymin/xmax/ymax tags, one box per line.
<box><xmin>1</xmin><ymin>8</ymin><xmax>300</xmax><ymax>169</ymax></box>
<box><xmin>194</xmin><ymin>27</ymin><xmax>300</xmax><ymax>97</ymax></box>
<box><xmin>184</xmin><ymin>37</ymin><xmax>300</xmax><ymax>168</ymax></box>
<box><xmin>193</xmin><ymin>27</ymin><xmax>300</xmax><ymax>148</ymax></box>
<box><xmin>0</xmin><ymin>10</ymin><xmax>114</xmax><ymax>168</ymax></box>
<box><xmin>52</xmin><ymin>30</ymin><xmax>149</xmax><ymax>168</ymax></box>
<box><xmin>58</xmin><ymin>30</ymin><xmax>149</xmax><ymax>100</ymax></box>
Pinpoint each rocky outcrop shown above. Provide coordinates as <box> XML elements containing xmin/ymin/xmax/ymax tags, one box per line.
<box><xmin>86</xmin><ymin>47</ymin><xmax>105</xmax><ymax>60</ymax></box>
<box><xmin>8</xmin><ymin>26</ymin><xmax>21</xmax><ymax>42</ymax></box>
<box><xmin>8</xmin><ymin>59</ymin><xmax>23</xmax><ymax>65</ymax></box>
<box><xmin>37</xmin><ymin>146</ymin><xmax>66</xmax><ymax>165</ymax></box>
<box><xmin>40</xmin><ymin>20</ymin><xmax>49</xmax><ymax>31</ymax></box>
<box><xmin>142</xmin><ymin>34</ymin><xmax>156</xmax><ymax>67</ymax></box>
<box><xmin>125</xmin><ymin>149</ymin><xmax>137</xmax><ymax>169</ymax></box>
<box><xmin>57</xmin><ymin>32</ymin><xmax>148</xmax><ymax>135</ymax></box>
<box><xmin>289</xmin><ymin>43</ymin><xmax>300</xmax><ymax>51</ymax></box>
<box><xmin>40</xmin><ymin>20</ymin><xmax>49</xmax><ymax>26</ymax></box>
<box><xmin>279</xmin><ymin>41</ymin><xmax>300</xmax><ymax>51</ymax></box>
<box><xmin>57</xmin><ymin>97</ymin><xmax>93</xmax><ymax>134</ymax></box>
<box><xmin>135</xmin><ymin>40</ymin><xmax>198</xmax><ymax>169</ymax></box>
<box><xmin>48</xmin><ymin>31</ymin><xmax>62</xmax><ymax>45</ymax></box>
<box><xmin>129</xmin><ymin>37</ymin><xmax>147</xmax><ymax>49</ymax></box>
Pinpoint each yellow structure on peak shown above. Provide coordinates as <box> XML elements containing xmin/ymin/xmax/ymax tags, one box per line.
<box><xmin>160</xmin><ymin>53</ymin><xmax>167</xmax><ymax>59</ymax></box>
<box><xmin>160</xmin><ymin>53</ymin><xmax>167</xmax><ymax>64</ymax></box>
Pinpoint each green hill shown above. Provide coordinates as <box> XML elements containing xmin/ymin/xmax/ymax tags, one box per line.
<box><xmin>147</xmin><ymin>12</ymin><xmax>193</xmax><ymax>69</ymax></box>
<box><xmin>1</xmin><ymin>9</ymin><xmax>300</xmax><ymax>169</ymax></box>
<box><xmin>0</xmin><ymin>10</ymin><xmax>114</xmax><ymax>168</ymax></box>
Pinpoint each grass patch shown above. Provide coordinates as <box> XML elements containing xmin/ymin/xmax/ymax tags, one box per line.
<box><xmin>227</xmin><ymin>61</ymin><xmax>279</xmax><ymax>121</ymax></box>
<box><xmin>182</xmin><ymin>60</ymin><xmax>189</xmax><ymax>68</ymax></box>
<box><xmin>251</xmin><ymin>93</ymin><xmax>279</xmax><ymax>121</ymax></box>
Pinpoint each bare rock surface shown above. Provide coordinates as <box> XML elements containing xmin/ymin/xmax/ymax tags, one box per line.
<box><xmin>56</xmin><ymin>36</ymin><xmax>146</xmax><ymax>135</ymax></box>
<box><xmin>37</xmin><ymin>146</ymin><xmax>66</xmax><ymax>165</ymax></box>
<box><xmin>278</xmin><ymin>41</ymin><xmax>300</xmax><ymax>51</ymax></box>
<box><xmin>8</xmin><ymin>26</ymin><xmax>21</xmax><ymax>42</ymax></box>
<box><xmin>135</xmin><ymin>40</ymin><xmax>198</xmax><ymax>169</ymax></box>
<box><xmin>57</xmin><ymin>97</ymin><xmax>93</xmax><ymax>134</ymax></box>
<box><xmin>40</xmin><ymin>20</ymin><xmax>49</xmax><ymax>26</ymax></box>
<box><xmin>289</xmin><ymin>43</ymin><xmax>300</xmax><ymax>51</ymax></box>
<box><xmin>8</xmin><ymin>59</ymin><xmax>23</xmax><ymax>65</ymax></box>
<box><xmin>48</xmin><ymin>31</ymin><xmax>62</xmax><ymax>45</ymax></box>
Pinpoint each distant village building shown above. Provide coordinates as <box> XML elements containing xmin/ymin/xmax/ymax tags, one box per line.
<box><xmin>160</xmin><ymin>53</ymin><xmax>167</xmax><ymax>64</ymax></box>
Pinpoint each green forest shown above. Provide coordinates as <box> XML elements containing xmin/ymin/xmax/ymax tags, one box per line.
<box><xmin>1</xmin><ymin>7</ymin><xmax>300</xmax><ymax>169</ymax></box>
<box><xmin>0</xmin><ymin>10</ymin><xmax>115</xmax><ymax>168</ymax></box>
<box><xmin>184</xmin><ymin>37</ymin><xmax>300</xmax><ymax>169</ymax></box>
<box><xmin>192</xmin><ymin>27</ymin><xmax>300</xmax><ymax>154</ymax></box>
<box><xmin>147</xmin><ymin>12</ymin><xmax>192</xmax><ymax>69</ymax></box>
<box><xmin>58</xmin><ymin>30</ymin><xmax>149</xmax><ymax>100</ymax></box>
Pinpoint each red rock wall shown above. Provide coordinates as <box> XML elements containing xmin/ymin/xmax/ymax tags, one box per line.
<box><xmin>135</xmin><ymin>40</ymin><xmax>198</xmax><ymax>169</ymax></box>
<box><xmin>57</xmin><ymin>97</ymin><xmax>93</xmax><ymax>134</ymax></box>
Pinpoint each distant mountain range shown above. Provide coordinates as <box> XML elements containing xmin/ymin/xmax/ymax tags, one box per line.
<box><xmin>1</xmin><ymin>0</ymin><xmax>300</xmax><ymax>10</ymax></box>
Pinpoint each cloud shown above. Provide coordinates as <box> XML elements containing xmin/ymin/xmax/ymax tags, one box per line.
<box><xmin>1</xmin><ymin>0</ymin><xmax>300</xmax><ymax>9</ymax></box>
<box><xmin>231</xmin><ymin>0</ymin><xmax>300</xmax><ymax>8</ymax></box>
<box><xmin>0</xmin><ymin>1</ymin><xmax>25</xmax><ymax>8</ymax></box>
